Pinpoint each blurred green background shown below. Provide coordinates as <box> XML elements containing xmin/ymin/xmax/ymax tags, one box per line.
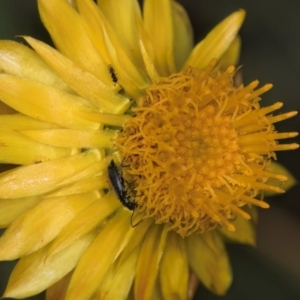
<box><xmin>0</xmin><ymin>0</ymin><xmax>300</xmax><ymax>299</ymax></box>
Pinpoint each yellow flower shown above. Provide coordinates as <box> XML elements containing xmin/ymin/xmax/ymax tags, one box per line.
<box><xmin>0</xmin><ymin>0</ymin><xmax>298</xmax><ymax>299</ymax></box>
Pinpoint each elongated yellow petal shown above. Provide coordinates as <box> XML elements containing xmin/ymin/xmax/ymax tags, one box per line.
<box><xmin>218</xmin><ymin>215</ymin><xmax>256</xmax><ymax>246</ymax></box>
<box><xmin>0</xmin><ymin>114</ymin><xmax>60</xmax><ymax>130</ymax></box>
<box><xmin>3</xmin><ymin>231</ymin><xmax>96</xmax><ymax>299</ymax></box>
<box><xmin>187</xmin><ymin>232</ymin><xmax>232</xmax><ymax>295</ymax></box>
<box><xmin>0</xmin><ymin>196</ymin><xmax>41</xmax><ymax>228</ymax></box>
<box><xmin>0</xmin><ymin>150</ymin><xmax>100</xmax><ymax>199</ymax></box>
<box><xmin>46</xmin><ymin>175</ymin><xmax>108</xmax><ymax>197</ymax></box>
<box><xmin>76</xmin><ymin>110</ymin><xmax>130</xmax><ymax>127</ymax></box>
<box><xmin>74</xmin><ymin>0</ymin><xmax>109</xmax><ymax>64</ymax></box>
<box><xmin>98</xmin><ymin>0</ymin><xmax>144</xmax><ymax>66</ymax></box>
<box><xmin>139</xmin><ymin>36</ymin><xmax>160</xmax><ymax>84</ymax></box>
<box><xmin>171</xmin><ymin>1</ymin><xmax>193</xmax><ymax>70</ymax></box>
<box><xmin>0</xmin><ymin>40</ymin><xmax>71</xmax><ymax>92</ymax></box>
<box><xmin>143</xmin><ymin>0</ymin><xmax>176</xmax><ymax>76</ymax></box>
<box><xmin>24</xmin><ymin>36</ymin><xmax>131</xmax><ymax>114</ymax></box>
<box><xmin>0</xmin><ymin>129</ymin><xmax>74</xmax><ymax>165</ymax></box>
<box><xmin>77</xmin><ymin>0</ymin><xmax>150</xmax><ymax>97</ymax></box>
<box><xmin>47</xmin><ymin>192</ymin><xmax>121</xmax><ymax>258</ymax></box>
<box><xmin>97</xmin><ymin>246</ymin><xmax>140</xmax><ymax>300</ymax></box>
<box><xmin>116</xmin><ymin>218</ymin><xmax>153</xmax><ymax>263</ymax></box>
<box><xmin>65</xmin><ymin>210</ymin><xmax>134</xmax><ymax>300</ymax></box>
<box><xmin>159</xmin><ymin>231</ymin><xmax>188</xmax><ymax>300</ymax></box>
<box><xmin>101</xmin><ymin>27</ymin><xmax>150</xmax><ymax>98</ymax></box>
<box><xmin>184</xmin><ymin>10</ymin><xmax>245</xmax><ymax>70</ymax></box>
<box><xmin>20</xmin><ymin>129</ymin><xmax>117</xmax><ymax>149</ymax></box>
<box><xmin>134</xmin><ymin>224</ymin><xmax>168</xmax><ymax>300</ymax></box>
<box><xmin>0</xmin><ymin>191</ymin><xmax>99</xmax><ymax>260</ymax></box>
<box><xmin>0</xmin><ymin>75</ymin><xmax>99</xmax><ymax>130</ymax></box>
<box><xmin>215</xmin><ymin>36</ymin><xmax>241</xmax><ymax>71</ymax></box>
<box><xmin>37</xmin><ymin>0</ymin><xmax>113</xmax><ymax>87</ymax></box>
<box><xmin>47</xmin><ymin>157</ymin><xmax>107</xmax><ymax>191</ymax></box>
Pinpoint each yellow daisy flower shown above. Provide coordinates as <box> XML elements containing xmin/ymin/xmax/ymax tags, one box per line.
<box><xmin>0</xmin><ymin>0</ymin><xmax>298</xmax><ymax>299</ymax></box>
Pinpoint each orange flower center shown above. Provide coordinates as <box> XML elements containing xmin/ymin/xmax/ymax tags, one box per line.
<box><xmin>116</xmin><ymin>60</ymin><xmax>298</xmax><ymax>236</ymax></box>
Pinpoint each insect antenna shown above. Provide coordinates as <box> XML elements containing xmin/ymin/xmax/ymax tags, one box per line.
<box><xmin>130</xmin><ymin>210</ymin><xmax>144</xmax><ymax>228</ymax></box>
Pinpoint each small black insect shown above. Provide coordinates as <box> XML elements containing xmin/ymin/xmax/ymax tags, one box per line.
<box><xmin>108</xmin><ymin>65</ymin><xmax>118</xmax><ymax>85</ymax></box>
<box><xmin>107</xmin><ymin>160</ymin><xmax>139</xmax><ymax>218</ymax></box>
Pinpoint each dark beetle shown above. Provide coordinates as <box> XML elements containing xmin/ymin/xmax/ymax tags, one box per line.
<box><xmin>107</xmin><ymin>160</ymin><xmax>138</xmax><ymax>211</ymax></box>
<box><xmin>108</xmin><ymin>65</ymin><xmax>118</xmax><ymax>85</ymax></box>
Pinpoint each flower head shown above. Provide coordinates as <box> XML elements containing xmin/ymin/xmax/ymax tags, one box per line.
<box><xmin>0</xmin><ymin>0</ymin><xmax>298</xmax><ymax>299</ymax></box>
<box><xmin>117</xmin><ymin>62</ymin><xmax>298</xmax><ymax>237</ymax></box>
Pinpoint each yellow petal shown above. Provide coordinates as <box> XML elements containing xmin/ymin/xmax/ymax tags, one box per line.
<box><xmin>24</xmin><ymin>36</ymin><xmax>131</xmax><ymax>114</ymax></box>
<box><xmin>0</xmin><ymin>191</ymin><xmax>99</xmax><ymax>260</ymax></box>
<box><xmin>47</xmin><ymin>192</ymin><xmax>121</xmax><ymax>258</ymax></box>
<box><xmin>98</xmin><ymin>0</ymin><xmax>144</xmax><ymax>67</ymax></box>
<box><xmin>139</xmin><ymin>36</ymin><xmax>160</xmax><ymax>84</ymax></box>
<box><xmin>215</xmin><ymin>35</ymin><xmax>241</xmax><ymax>71</ymax></box>
<box><xmin>0</xmin><ymin>75</ymin><xmax>99</xmax><ymax>130</ymax></box>
<box><xmin>184</xmin><ymin>10</ymin><xmax>245</xmax><ymax>70</ymax></box>
<box><xmin>218</xmin><ymin>215</ymin><xmax>256</xmax><ymax>246</ymax></box>
<box><xmin>0</xmin><ymin>150</ymin><xmax>101</xmax><ymax>199</ymax></box>
<box><xmin>96</xmin><ymin>246</ymin><xmax>140</xmax><ymax>299</ymax></box>
<box><xmin>0</xmin><ymin>129</ymin><xmax>74</xmax><ymax>165</ymax></box>
<box><xmin>0</xmin><ymin>114</ymin><xmax>60</xmax><ymax>130</ymax></box>
<box><xmin>65</xmin><ymin>210</ymin><xmax>134</xmax><ymax>300</ymax></box>
<box><xmin>171</xmin><ymin>1</ymin><xmax>193</xmax><ymax>71</ymax></box>
<box><xmin>72</xmin><ymin>0</ymin><xmax>109</xmax><ymax>64</ymax></box>
<box><xmin>0</xmin><ymin>40</ymin><xmax>70</xmax><ymax>92</ymax></box>
<box><xmin>76</xmin><ymin>0</ymin><xmax>150</xmax><ymax>97</ymax></box>
<box><xmin>0</xmin><ymin>196</ymin><xmax>41</xmax><ymax>228</ymax></box>
<box><xmin>134</xmin><ymin>224</ymin><xmax>168</xmax><ymax>300</ymax></box>
<box><xmin>20</xmin><ymin>129</ymin><xmax>117</xmax><ymax>149</ymax></box>
<box><xmin>116</xmin><ymin>218</ymin><xmax>153</xmax><ymax>262</ymax></box>
<box><xmin>46</xmin><ymin>175</ymin><xmax>108</xmax><ymax>197</ymax></box>
<box><xmin>265</xmin><ymin>161</ymin><xmax>298</xmax><ymax>196</ymax></box>
<box><xmin>48</xmin><ymin>157</ymin><xmax>107</xmax><ymax>190</ymax></box>
<box><xmin>187</xmin><ymin>231</ymin><xmax>232</xmax><ymax>295</ymax></box>
<box><xmin>75</xmin><ymin>110</ymin><xmax>130</xmax><ymax>127</ymax></box>
<box><xmin>143</xmin><ymin>0</ymin><xmax>176</xmax><ymax>76</ymax></box>
<box><xmin>37</xmin><ymin>0</ymin><xmax>113</xmax><ymax>87</ymax></box>
<box><xmin>3</xmin><ymin>231</ymin><xmax>96</xmax><ymax>299</ymax></box>
<box><xmin>159</xmin><ymin>231</ymin><xmax>188</xmax><ymax>300</ymax></box>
